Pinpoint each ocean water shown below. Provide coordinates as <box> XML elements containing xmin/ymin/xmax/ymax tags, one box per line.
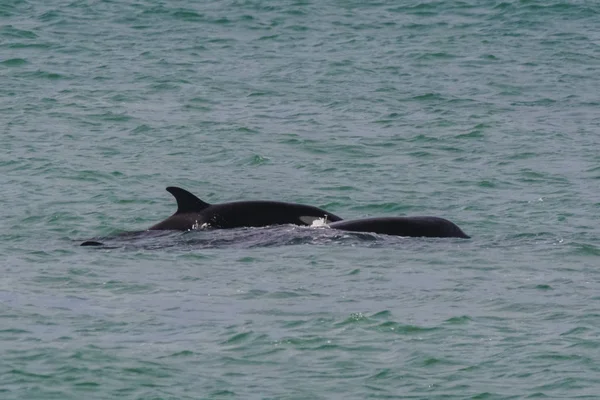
<box><xmin>2</xmin><ymin>0</ymin><xmax>600</xmax><ymax>398</ymax></box>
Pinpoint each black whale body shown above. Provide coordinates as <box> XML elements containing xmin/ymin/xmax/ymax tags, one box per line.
<box><xmin>81</xmin><ymin>186</ymin><xmax>342</xmax><ymax>245</ymax></box>
<box><xmin>327</xmin><ymin>216</ymin><xmax>470</xmax><ymax>239</ymax></box>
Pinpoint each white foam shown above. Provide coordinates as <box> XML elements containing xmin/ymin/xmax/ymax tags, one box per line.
<box><xmin>190</xmin><ymin>220</ymin><xmax>210</xmax><ymax>230</ymax></box>
<box><xmin>310</xmin><ymin>217</ymin><xmax>330</xmax><ymax>228</ymax></box>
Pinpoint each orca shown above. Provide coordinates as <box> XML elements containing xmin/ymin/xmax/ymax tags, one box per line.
<box><xmin>327</xmin><ymin>216</ymin><xmax>470</xmax><ymax>238</ymax></box>
<box><xmin>80</xmin><ymin>187</ymin><xmax>342</xmax><ymax>246</ymax></box>
<box><xmin>147</xmin><ymin>186</ymin><xmax>342</xmax><ymax>230</ymax></box>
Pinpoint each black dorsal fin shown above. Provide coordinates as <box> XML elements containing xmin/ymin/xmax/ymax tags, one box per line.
<box><xmin>166</xmin><ymin>187</ymin><xmax>210</xmax><ymax>214</ymax></box>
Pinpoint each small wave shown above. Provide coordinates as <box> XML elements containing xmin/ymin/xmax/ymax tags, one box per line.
<box><xmin>78</xmin><ymin>224</ymin><xmax>429</xmax><ymax>251</ymax></box>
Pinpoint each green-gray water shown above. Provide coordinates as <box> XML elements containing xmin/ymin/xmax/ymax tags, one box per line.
<box><xmin>2</xmin><ymin>0</ymin><xmax>599</xmax><ymax>398</ymax></box>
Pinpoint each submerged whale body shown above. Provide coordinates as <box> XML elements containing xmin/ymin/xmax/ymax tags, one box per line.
<box><xmin>327</xmin><ymin>217</ymin><xmax>470</xmax><ymax>239</ymax></box>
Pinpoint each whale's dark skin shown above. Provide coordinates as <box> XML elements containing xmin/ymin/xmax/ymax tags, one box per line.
<box><xmin>327</xmin><ymin>217</ymin><xmax>470</xmax><ymax>238</ymax></box>
<box><xmin>148</xmin><ymin>186</ymin><xmax>342</xmax><ymax>231</ymax></box>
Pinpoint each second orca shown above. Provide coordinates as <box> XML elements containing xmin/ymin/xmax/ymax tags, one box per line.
<box><xmin>327</xmin><ymin>216</ymin><xmax>470</xmax><ymax>239</ymax></box>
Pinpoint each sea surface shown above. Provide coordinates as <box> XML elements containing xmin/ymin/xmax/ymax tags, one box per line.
<box><xmin>2</xmin><ymin>0</ymin><xmax>600</xmax><ymax>398</ymax></box>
